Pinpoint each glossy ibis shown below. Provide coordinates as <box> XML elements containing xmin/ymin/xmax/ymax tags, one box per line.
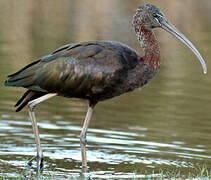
<box><xmin>4</xmin><ymin>4</ymin><xmax>207</xmax><ymax>170</ymax></box>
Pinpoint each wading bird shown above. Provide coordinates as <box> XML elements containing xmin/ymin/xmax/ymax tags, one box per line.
<box><xmin>4</xmin><ymin>4</ymin><xmax>207</xmax><ymax>171</ymax></box>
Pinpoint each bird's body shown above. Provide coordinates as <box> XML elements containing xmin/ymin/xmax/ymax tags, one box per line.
<box><xmin>4</xmin><ymin>4</ymin><xmax>207</xmax><ymax>172</ymax></box>
<box><xmin>5</xmin><ymin>40</ymin><xmax>158</xmax><ymax>110</ymax></box>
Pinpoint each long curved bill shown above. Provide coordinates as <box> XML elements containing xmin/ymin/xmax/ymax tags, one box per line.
<box><xmin>161</xmin><ymin>19</ymin><xmax>207</xmax><ymax>74</ymax></box>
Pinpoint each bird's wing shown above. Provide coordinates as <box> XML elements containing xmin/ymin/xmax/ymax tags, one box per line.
<box><xmin>4</xmin><ymin>41</ymin><xmax>136</xmax><ymax>95</ymax></box>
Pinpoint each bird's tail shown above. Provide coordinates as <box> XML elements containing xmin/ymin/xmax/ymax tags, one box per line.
<box><xmin>14</xmin><ymin>90</ymin><xmax>47</xmax><ymax>112</ymax></box>
<box><xmin>4</xmin><ymin>59</ymin><xmax>41</xmax><ymax>88</ymax></box>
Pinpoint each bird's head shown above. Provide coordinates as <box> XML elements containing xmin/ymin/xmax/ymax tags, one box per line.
<box><xmin>133</xmin><ymin>4</ymin><xmax>164</xmax><ymax>30</ymax></box>
<box><xmin>133</xmin><ymin>4</ymin><xmax>207</xmax><ymax>74</ymax></box>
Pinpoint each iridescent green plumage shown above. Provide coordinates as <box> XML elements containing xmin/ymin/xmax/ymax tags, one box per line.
<box><xmin>5</xmin><ymin>40</ymin><xmax>149</xmax><ymax>111</ymax></box>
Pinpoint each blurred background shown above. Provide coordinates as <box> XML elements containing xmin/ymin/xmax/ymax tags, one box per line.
<box><xmin>0</xmin><ymin>0</ymin><xmax>210</xmax><ymax>178</ymax></box>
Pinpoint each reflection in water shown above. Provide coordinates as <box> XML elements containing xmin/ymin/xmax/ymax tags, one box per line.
<box><xmin>0</xmin><ymin>0</ymin><xmax>211</xmax><ymax>178</ymax></box>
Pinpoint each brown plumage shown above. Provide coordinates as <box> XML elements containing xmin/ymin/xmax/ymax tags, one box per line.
<box><xmin>5</xmin><ymin>41</ymin><xmax>155</xmax><ymax>111</ymax></box>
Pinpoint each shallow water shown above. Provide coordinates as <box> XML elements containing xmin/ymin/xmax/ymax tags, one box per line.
<box><xmin>0</xmin><ymin>0</ymin><xmax>211</xmax><ymax>178</ymax></box>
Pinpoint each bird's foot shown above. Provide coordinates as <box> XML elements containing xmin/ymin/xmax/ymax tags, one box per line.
<box><xmin>81</xmin><ymin>165</ymin><xmax>88</xmax><ymax>173</ymax></box>
<box><xmin>27</xmin><ymin>155</ymin><xmax>44</xmax><ymax>173</ymax></box>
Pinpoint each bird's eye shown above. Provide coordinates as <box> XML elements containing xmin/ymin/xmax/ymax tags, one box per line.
<box><xmin>152</xmin><ymin>13</ymin><xmax>162</xmax><ymax>26</ymax></box>
<box><xmin>153</xmin><ymin>13</ymin><xmax>159</xmax><ymax>19</ymax></box>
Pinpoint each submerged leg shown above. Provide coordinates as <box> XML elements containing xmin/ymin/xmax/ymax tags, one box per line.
<box><xmin>27</xmin><ymin>93</ymin><xmax>57</xmax><ymax>171</ymax></box>
<box><xmin>80</xmin><ymin>102</ymin><xmax>96</xmax><ymax>169</ymax></box>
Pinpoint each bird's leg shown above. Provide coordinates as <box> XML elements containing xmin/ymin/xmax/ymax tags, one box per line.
<box><xmin>80</xmin><ymin>102</ymin><xmax>96</xmax><ymax>170</ymax></box>
<box><xmin>27</xmin><ymin>93</ymin><xmax>57</xmax><ymax>172</ymax></box>
<box><xmin>27</xmin><ymin>107</ymin><xmax>43</xmax><ymax>172</ymax></box>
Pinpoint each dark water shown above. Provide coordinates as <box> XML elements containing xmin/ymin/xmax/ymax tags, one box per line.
<box><xmin>0</xmin><ymin>0</ymin><xmax>211</xmax><ymax>179</ymax></box>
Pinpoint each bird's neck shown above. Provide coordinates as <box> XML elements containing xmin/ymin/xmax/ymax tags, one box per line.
<box><xmin>134</xmin><ymin>25</ymin><xmax>161</xmax><ymax>70</ymax></box>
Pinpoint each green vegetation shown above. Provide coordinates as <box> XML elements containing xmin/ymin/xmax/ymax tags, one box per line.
<box><xmin>135</xmin><ymin>165</ymin><xmax>211</xmax><ymax>179</ymax></box>
<box><xmin>0</xmin><ymin>165</ymin><xmax>210</xmax><ymax>179</ymax></box>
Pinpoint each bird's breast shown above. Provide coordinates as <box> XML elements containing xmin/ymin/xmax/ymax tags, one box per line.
<box><xmin>122</xmin><ymin>62</ymin><xmax>159</xmax><ymax>93</ymax></box>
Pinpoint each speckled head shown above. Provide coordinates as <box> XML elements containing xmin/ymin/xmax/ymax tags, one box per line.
<box><xmin>132</xmin><ymin>4</ymin><xmax>207</xmax><ymax>74</ymax></box>
<box><xmin>132</xmin><ymin>4</ymin><xmax>164</xmax><ymax>30</ymax></box>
